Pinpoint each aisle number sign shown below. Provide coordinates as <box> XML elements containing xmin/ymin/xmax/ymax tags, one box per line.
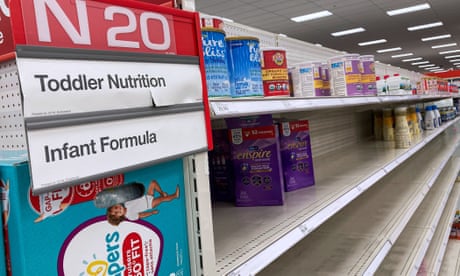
<box><xmin>9</xmin><ymin>0</ymin><xmax>211</xmax><ymax>193</ymax></box>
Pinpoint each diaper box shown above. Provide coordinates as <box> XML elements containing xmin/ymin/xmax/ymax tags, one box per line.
<box><xmin>229</xmin><ymin>124</ymin><xmax>284</xmax><ymax>206</ymax></box>
<box><xmin>0</xmin><ymin>158</ymin><xmax>191</xmax><ymax>276</ymax></box>
<box><xmin>278</xmin><ymin>120</ymin><xmax>315</xmax><ymax>192</ymax></box>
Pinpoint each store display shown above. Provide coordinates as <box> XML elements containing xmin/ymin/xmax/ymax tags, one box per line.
<box><xmin>260</xmin><ymin>48</ymin><xmax>290</xmax><ymax>97</ymax></box>
<box><xmin>0</xmin><ymin>159</ymin><xmax>191</xmax><ymax>275</ymax></box>
<box><xmin>329</xmin><ymin>54</ymin><xmax>363</xmax><ymax>96</ymax></box>
<box><xmin>201</xmin><ymin>27</ymin><xmax>231</xmax><ymax>98</ymax></box>
<box><xmin>278</xmin><ymin>120</ymin><xmax>315</xmax><ymax>192</ymax></box>
<box><xmin>226</xmin><ymin>36</ymin><xmax>264</xmax><ymax>98</ymax></box>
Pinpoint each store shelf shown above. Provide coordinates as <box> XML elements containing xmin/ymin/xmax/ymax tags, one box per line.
<box><xmin>416</xmin><ymin>182</ymin><xmax>460</xmax><ymax>276</ymax></box>
<box><xmin>213</xmin><ymin>119</ymin><xmax>460</xmax><ymax>275</ymax></box>
<box><xmin>257</xmin><ymin>130</ymin><xmax>459</xmax><ymax>276</ymax></box>
<box><xmin>375</xmin><ymin>158</ymin><xmax>460</xmax><ymax>275</ymax></box>
<box><xmin>439</xmin><ymin>240</ymin><xmax>460</xmax><ymax>275</ymax></box>
<box><xmin>209</xmin><ymin>94</ymin><xmax>453</xmax><ymax>119</ymax></box>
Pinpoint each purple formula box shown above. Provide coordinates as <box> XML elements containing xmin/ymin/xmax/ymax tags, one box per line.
<box><xmin>229</xmin><ymin>125</ymin><xmax>284</xmax><ymax>206</ymax></box>
<box><xmin>225</xmin><ymin>114</ymin><xmax>273</xmax><ymax>129</ymax></box>
<box><xmin>279</xmin><ymin>120</ymin><xmax>315</xmax><ymax>192</ymax></box>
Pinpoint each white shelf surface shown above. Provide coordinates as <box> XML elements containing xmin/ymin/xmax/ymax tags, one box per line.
<box><xmin>416</xmin><ymin>182</ymin><xmax>460</xmax><ymax>276</ymax></box>
<box><xmin>213</xmin><ymin>119</ymin><xmax>460</xmax><ymax>275</ymax></box>
<box><xmin>209</xmin><ymin>94</ymin><xmax>453</xmax><ymax>119</ymax></box>
<box><xmin>375</xmin><ymin>158</ymin><xmax>460</xmax><ymax>276</ymax></box>
<box><xmin>257</xmin><ymin>132</ymin><xmax>459</xmax><ymax>276</ymax></box>
<box><xmin>439</xmin><ymin>240</ymin><xmax>460</xmax><ymax>275</ymax></box>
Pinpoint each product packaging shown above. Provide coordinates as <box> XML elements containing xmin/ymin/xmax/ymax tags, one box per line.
<box><xmin>229</xmin><ymin>124</ymin><xmax>284</xmax><ymax>206</ymax></box>
<box><xmin>1</xmin><ymin>158</ymin><xmax>191</xmax><ymax>276</ymax></box>
<box><xmin>278</xmin><ymin>120</ymin><xmax>315</xmax><ymax>192</ymax></box>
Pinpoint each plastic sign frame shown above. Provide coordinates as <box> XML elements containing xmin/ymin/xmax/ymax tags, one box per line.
<box><xmin>9</xmin><ymin>0</ymin><xmax>212</xmax><ymax>193</ymax></box>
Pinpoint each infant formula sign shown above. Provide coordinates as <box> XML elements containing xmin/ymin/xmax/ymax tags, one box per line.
<box><xmin>226</xmin><ymin>37</ymin><xmax>264</xmax><ymax>97</ymax></box>
<box><xmin>201</xmin><ymin>28</ymin><xmax>231</xmax><ymax>98</ymax></box>
<box><xmin>329</xmin><ymin>54</ymin><xmax>363</xmax><ymax>96</ymax></box>
<box><xmin>261</xmin><ymin>48</ymin><xmax>290</xmax><ymax>97</ymax></box>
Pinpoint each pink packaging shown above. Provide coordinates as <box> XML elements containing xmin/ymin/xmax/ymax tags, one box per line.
<box><xmin>229</xmin><ymin>125</ymin><xmax>284</xmax><ymax>206</ymax></box>
<box><xmin>278</xmin><ymin>120</ymin><xmax>315</xmax><ymax>191</ymax></box>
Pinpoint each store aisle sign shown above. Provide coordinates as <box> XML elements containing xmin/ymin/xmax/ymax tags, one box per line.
<box><xmin>17</xmin><ymin>56</ymin><xmax>202</xmax><ymax>117</ymax></box>
<box><xmin>28</xmin><ymin>110</ymin><xmax>208</xmax><ymax>193</ymax></box>
<box><xmin>10</xmin><ymin>0</ymin><xmax>195</xmax><ymax>55</ymax></box>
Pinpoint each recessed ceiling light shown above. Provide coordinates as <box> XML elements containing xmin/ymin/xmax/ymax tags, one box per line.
<box><xmin>421</xmin><ymin>34</ymin><xmax>452</xmax><ymax>41</ymax></box>
<box><xmin>439</xmin><ymin>49</ymin><xmax>460</xmax><ymax>55</ymax></box>
<box><xmin>445</xmin><ymin>54</ymin><xmax>460</xmax><ymax>59</ymax></box>
<box><xmin>331</xmin><ymin>27</ymin><xmax>365</xmax><ymax>37</ymax></box>
<box><xmin>407</xmin><ymin>21</ymin><xmax>443</xmax><ymax>31</ymax></box>
<box><xmin>358</xmin><ymin>39</ymin><xmax>387</xmax><ymax>46</ymax></box>
<box><xmin>412</xmin><ymin>61</ymin><xmax>430</xmax><ymax>65</ymax></box>
<box><xmin>391</xmin><ymin>53</ymin><xmax>413</xmax><ymax>58</ymax></box>
<box><xmin>419</xmin><ymin>64</ymin><xmax>435</xmax><ymax>68</ymax></box>
<box><xmin>386</xmin><ymin>3</ymin><xmax>431</xmax><ymax>16</ymax></box>
<box><xmin>402</xmin><ymin>57</ymin><xmax>422</xmax><ymax>62</ymax></box>
<box><xmin>291</xmin><ymin>10</ymin><xmax>333</xmax><ymax>22</ymax></box>
<box><xmin>376</xmin><ymin>47</ymin><xmax>402</xmax><ymax>53</ymax></box>
<box><xmin>432</xmin><ymin>43</ymin><xmax>457</xmax><ymax>49</ymax></box>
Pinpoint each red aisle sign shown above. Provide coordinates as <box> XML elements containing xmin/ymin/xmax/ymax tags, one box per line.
<box><xmin>0</xmin><ymin>0</ymin><xmax>14</xmax><ymax>57</ymax></box>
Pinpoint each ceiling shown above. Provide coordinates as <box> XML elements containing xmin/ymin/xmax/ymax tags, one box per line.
<box><xmin>195</xmin><ymin>0</ymin><xmax>460</xmax><ymax>74</ymax></box>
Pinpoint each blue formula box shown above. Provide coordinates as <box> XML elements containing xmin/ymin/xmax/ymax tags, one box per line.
<box><xmin>0</xmin><ymin>158</ymin><xmax>191</xmax><ymax>276</ymax></box>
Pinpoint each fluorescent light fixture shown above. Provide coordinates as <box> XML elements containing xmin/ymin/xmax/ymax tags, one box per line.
<box><xmin>358</xmin><ymin>39</ymin><xmax>387</xmax><ymax>46</ymax></box>
<box><xmin>411</xmin><ymin>61</ymin><xmax>430</xmax><ymax>65</ymax></box>
<box><xmin>432</xmin><ymin>43</ymin><xmax>457</xmax><ymax>49</ymax></box>
<box><xmin>391</xmin><ymin>53</ymin><xmax>413</xmax><ymax>58</ymax></box>
<box><xmin>331</xmin><ymin>27</ymin><xmax>365</xmax><ymax>37</ymax></box>
<box><xmin>453</xmin><ymin>62</ymin><xmax>460</xmax><ymax>66</ymax></box>
<box><xmin>449</xmin><ymin>59</ymin><xmax>460</xmax><ymax>62</ymax></box>
<box><xmin>402</xmin><ymin>57</ymin><xmax>422</xmax><ymax>62</ymax></box>
<box><xmin>419</xmin><ymin>64</ymin><xmax>435</xmax><ymax>68</ymax></box>
<box><xmin>422</xmin><ymin>34</ymin><xmax>452</xmax><ymax>41</ymax></box>
<box><xmin>407</xmin><ymin>21</ymin><xmax>443</xmax><ymax>31</ymax></box>
<box><xmin>387</xmin><ymin>3</ymin><xmax>431</xmax><ymax>16</ymax></box>
<box><xmin>429</xmin><ymin>68</ymin><xmax>445</xmax><ymax>72</ymax></box>
<box><xmin>376</xmin><ymin>47</ymin><xmax>402</xmax><ymax>53</ymax></box>
<box><xmin>445</xmin><ymin>54</ymin><xmax>460</xmax><ymax>59</ymax></box>
<box><xmin>426</xmin><ymin>66</ymin><xmax>440</xmax><ymax>70</ymax></box>
<box><xmin>291</xmin><ymin>10</ymin><xmax>333</xmax><ymax>22</ymax></box>
<box><xmin>439</xmin><ymin>49</ymin><xmax>460</xmax><ymax>55</ymax></box>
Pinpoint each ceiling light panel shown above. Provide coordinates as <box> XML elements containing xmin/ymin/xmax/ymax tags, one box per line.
<box><xmin>402</xmin><ymin>57</ymin><xmax>422</xmax><ymax>62</ymax></box>
<box><xmin>358</xmin><ymin>39</ymin><xmax>387</xmax><ymax>46</ymax></box>
<box><xmin>377</xmin><ymin>47</ymin><xmax>402</xmax><ymax>53</ymax></box>
<box><xmin>411</xmin><ymin>61</ymin><xmax>430</xmax><ymax>65</ymax></box>
<box><xmin>445</xmin><ymin>55</ymin><xmax>460</xmax><ymax>59</ymax></box>
<box><xmin>439</xmin><ymin>49</ymin><xmax>460</xmax><ymax>55</ymax></box>
<box><xmin>432</xmin><ymin>43</ymin><xmax>457</xmax><ymax>49</ymax></box>
<box><xmin>408</xmin><ymin>21</ymin><xmax>443</xmax><ymax>31</ymax></box>
<box><xmin>391</xmin><ymin>53</ymin><xmax>413</xmax><ymax>58</ymax></box>
<box><xmin>418</xmin><ymin>64</ymin><xmax>435</xmax><ymax>68</ymax></box>
<box><xmin>386</xmin><ymin>3</ymin><xmax>431</xmax><ymax>16</ymax></box>
<box><xmin>421</xmin><ymin>34</ymin><xmax>452</xmax><ymax>41</ymax></box>
<box><xmin>331</xmin><ymin>27</ymin><xmax>365</xmax><ymax>37</ymax></box>
<box><xmin>291</xmin><ymin>10</ymin><xmax>332</xmax><ymax>22</ymax></box>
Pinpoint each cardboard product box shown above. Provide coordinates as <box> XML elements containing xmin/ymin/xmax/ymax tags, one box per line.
<box><xmin>1</xmin><ymin>158</ymin><xmax>191</xmax><ymax>276</ymax></box>
<box><xmin>229</xmin><ymin>125</ymin><xmax>284</xmax><ymax>206</ymax></box>
<box><xmin>278</xmin><ymin>120</ymin><xmax>315</xmax><ymax>192</ymax></box>
<box><xmin>208</xmin><ymin>129</ymin><xmax>234</xmax><ymax>202</ymax></box>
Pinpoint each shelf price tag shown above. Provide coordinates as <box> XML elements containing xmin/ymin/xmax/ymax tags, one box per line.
<box><xmin>211</xmin><ymin>102</ymin><xmax>233</xmax><ymax>116</ymax></box>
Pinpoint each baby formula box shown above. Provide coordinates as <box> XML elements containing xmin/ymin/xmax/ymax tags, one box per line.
<box><xmin>360</xmin><ymin>55</ymin><xmax>377</xmax><ymax>96</ymax></box>
<box><xmin>329</xmin><ymin>54</ymin><xmax>363</xmax><ymax>96</ymax></box>
<box><xmin>260</xmin><ymin>47</ymin><xmax>290</xmax><ymax>97</ymax></box>
<box><xmin>321</xmin><ymin>63</ymin><xmax>331</xmax><ymax>96</ymax></box>
<box><xmin>0</xmin><ymin>159</ymin><xmax>191</xmax><ymax>276</ymax></box>
<box><xmin>290</xmin><ymin>61</ymin><xmax>323</xmax><ymax>97</ymax></box>
<box><xmin>278</xmin><ymin>120</ymin><xmax>315</xmax><ymax>192</ymax></box>
<box><xmin>226</xmin><ymin>36</ymin><xmax>264</xmax><ymax>98</ymax></box>
<box><xmin>229</xmin><ymin>124</ymin><xmax>284</xmax><ymax>206</ymax></box>
<box><xmin>201</xmin><ymin>27</ymin><xmax>231</xmax><ymax>98</ymax></box>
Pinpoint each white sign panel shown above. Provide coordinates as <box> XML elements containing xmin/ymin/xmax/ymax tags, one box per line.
<box><xmin>27</xmin><ymin>111</ymin><xmax>207</xmax><ymax>193</ymax></box>
<box><xmin>16</xmin><ymin>57</ymin><xmax>203</xmax><ymax>117</ymax></box>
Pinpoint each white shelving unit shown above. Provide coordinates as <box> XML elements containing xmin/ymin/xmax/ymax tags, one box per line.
<box><xmin>257</xmin><ymin>129</ymin><xmax>460</xmax><ymax>275</ymax></box>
